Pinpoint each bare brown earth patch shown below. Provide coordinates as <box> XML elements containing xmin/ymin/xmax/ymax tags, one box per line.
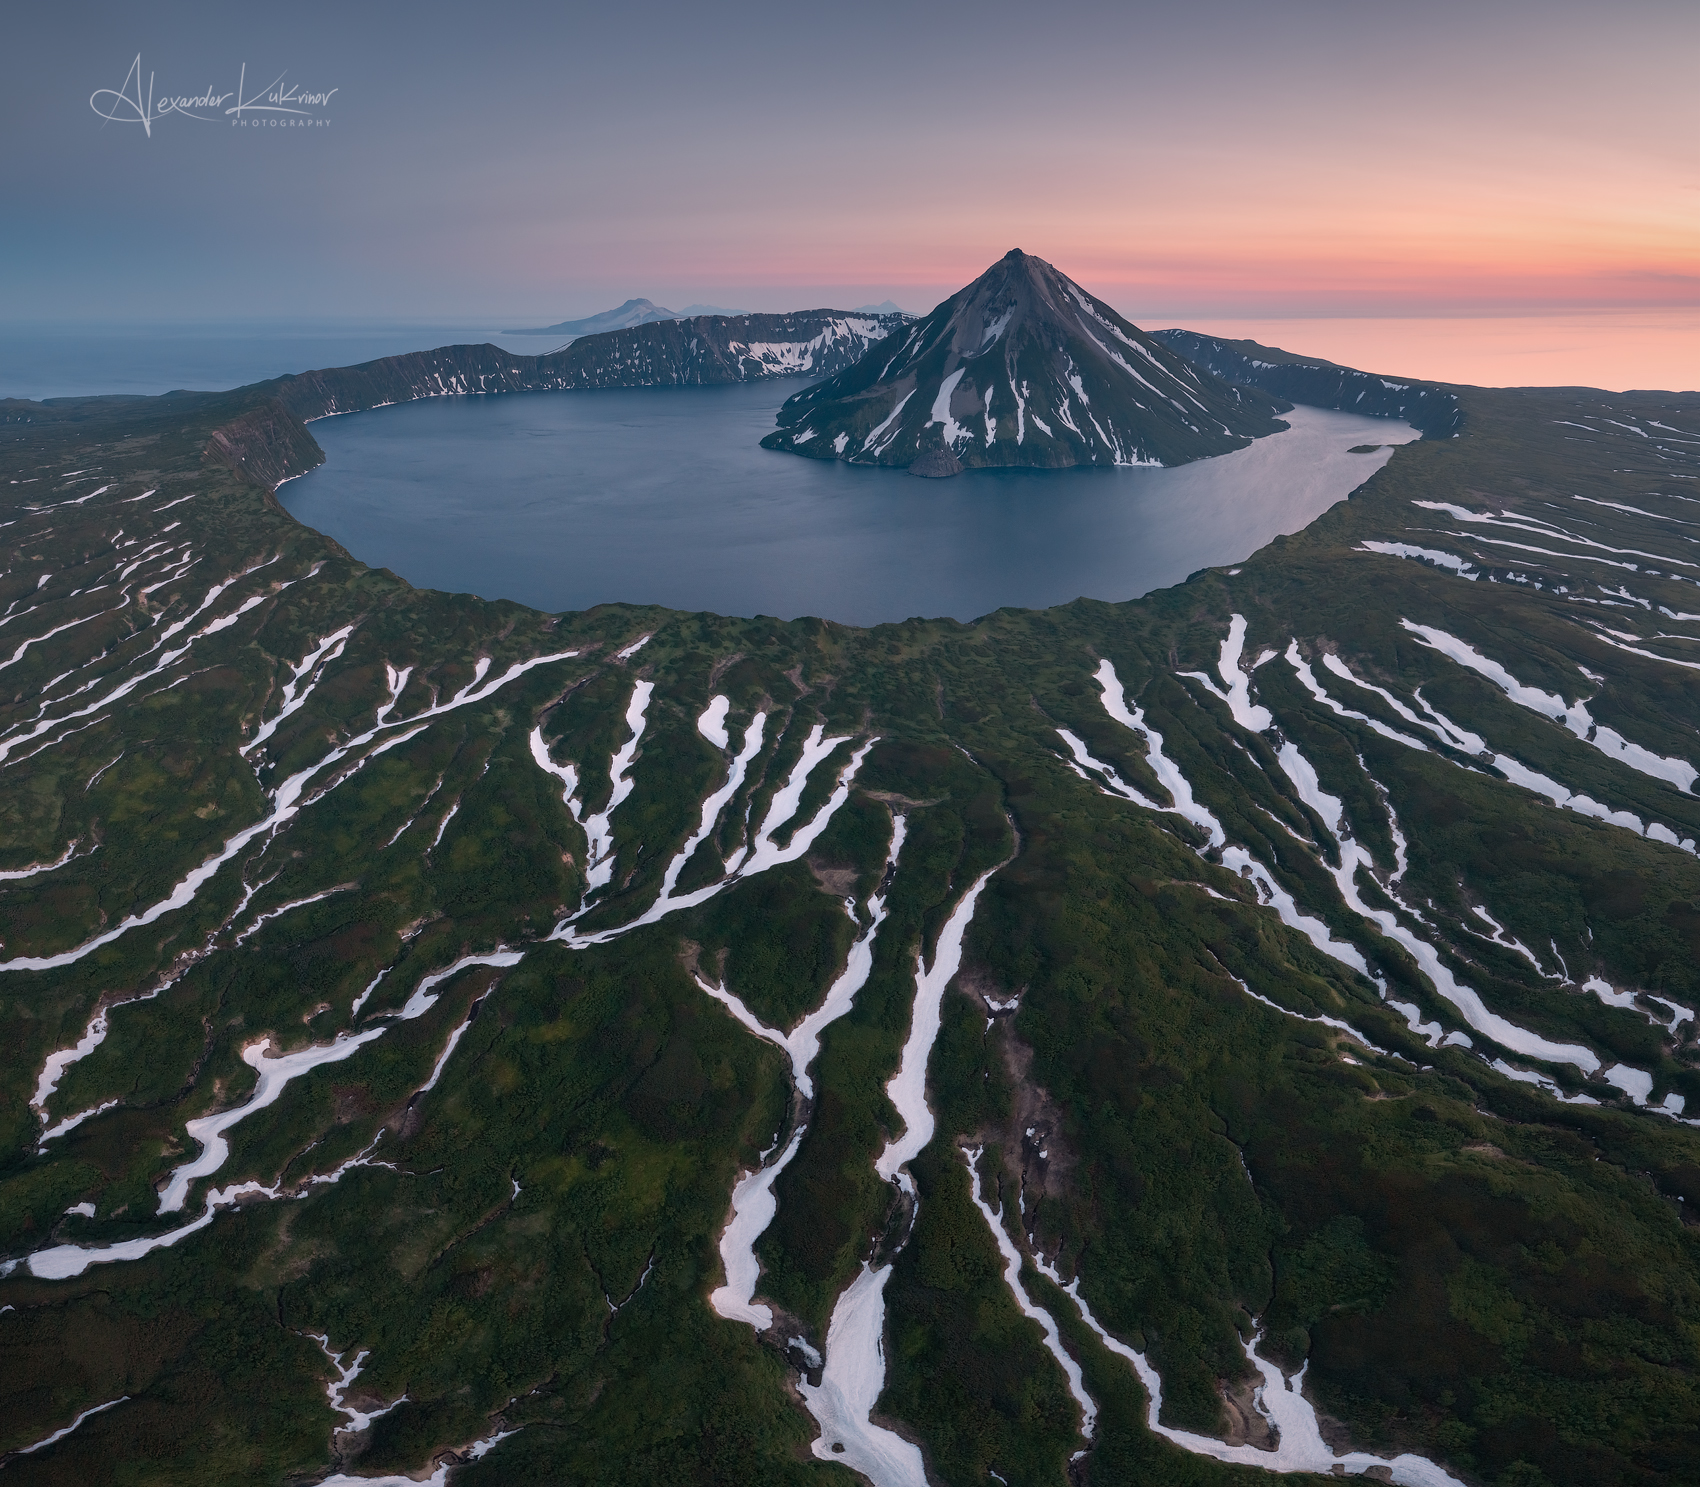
<box><xmin>805</xmin><ymin>855</ymin><xmax>858</xmax><ymax>897</ymax></box>
<box><xmin>860</xmin><ymin>788</ymin><xmax>945</xmax><ymax>810</ymax></box>
<box><xmin>331</xmin><ymin>1082</ymin><xmax>377</xmax><ymax>1124</ymax></box>
<box><xmin>1000</xmin><ymin>1029</ymin><xmax>1078</xmax><ymax>1212</ymax></box>
<box><xmin>956</xmin><ymin>958</ymin><xmax>1076</xmax><ymax>1219</ymax></box>
<box><xmin>677</xmin><ymin>938</ymin><xmax>728</xmax><ymax>985</ymax></box>
<box><xmin>1219</xmin><ymin>1372</ymin><xmax>1275</xmax><ymax>1449</ymax></box>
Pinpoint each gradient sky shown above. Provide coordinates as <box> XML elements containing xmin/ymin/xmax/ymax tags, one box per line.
<box><xmin>2</xmin><ymin>0</ymin><xmax>1695</xmax><ymax>329</ymax></box>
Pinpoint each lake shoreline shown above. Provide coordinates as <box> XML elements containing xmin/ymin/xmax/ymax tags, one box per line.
<box><xmin>280</xmin><ymin>387</ymin><xmax>1417</xmax><ymax>625</ymax></box>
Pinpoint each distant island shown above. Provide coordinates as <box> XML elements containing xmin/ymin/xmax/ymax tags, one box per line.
<box><xmin>504</xmin><ymin>297</ymin><xmax>750</xmax><ymax>337</ymax></box>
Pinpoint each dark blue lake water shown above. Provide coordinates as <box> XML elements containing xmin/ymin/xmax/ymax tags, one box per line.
<box><xmin>280</xmin><ymin>384</ymin><xmax>1415</xmax><ymax>626</ymax></box>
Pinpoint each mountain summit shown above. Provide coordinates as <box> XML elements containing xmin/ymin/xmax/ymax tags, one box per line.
<box><xmin>505</xmin><ymin>298</ymin><xmax>688</xmax><ymax>338</ymax></box>
<box><xmin>762</xmin><ymin>250</ymin><xmax>1289</xmax><ymax>475</ymax></box>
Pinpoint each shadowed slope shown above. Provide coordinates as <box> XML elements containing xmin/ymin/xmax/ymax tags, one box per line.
<box><xmin>763</xmin><ymin>250</ymin><xmax>1290</xmax><ymax>474</ymax></box>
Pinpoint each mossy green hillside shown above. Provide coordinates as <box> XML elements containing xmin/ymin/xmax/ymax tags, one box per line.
<box><xmin>1</xmin><ymin>370</ymin><xmax>1699</xmax><ymax>1486</ymax></box>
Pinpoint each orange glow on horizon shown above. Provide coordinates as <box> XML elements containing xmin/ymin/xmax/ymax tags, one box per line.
<box><xmin>497</xmin><ymin>90</ymin><xmax>1697</xmax><ymax>322</ymax></box>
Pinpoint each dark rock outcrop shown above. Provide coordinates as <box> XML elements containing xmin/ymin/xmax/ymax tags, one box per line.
<box><xmin>908</xmin><ymin>448</ymin><xmax>963</xmax><ymax>478</ymax></box>
<box><xmin>202</xmin><ymin>398</ymin><xmax>325</xmax><ymax>488</ymax></box>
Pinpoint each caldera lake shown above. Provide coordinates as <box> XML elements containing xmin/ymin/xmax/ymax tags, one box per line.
<box><xmin>279</xmin><ymin>381</ymin><xmax>1418</xmax><ymax>626</ymax></box>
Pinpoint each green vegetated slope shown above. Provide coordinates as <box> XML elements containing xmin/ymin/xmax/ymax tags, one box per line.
<box><xmin>0</xmin><ymin>363</ymin><xmax>1697</xmax><ymax>1487</ymax></box>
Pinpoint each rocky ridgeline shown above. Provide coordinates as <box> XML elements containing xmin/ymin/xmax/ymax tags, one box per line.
<box><xmin>1151</xmin><ymin>329</ymin><xmax>1464</xmax><ymax>438</ymax></box>
<box><xmin>260</xmin><ymin>309</ymin><xmax>909</xmax><ymax>425</ymax></box>
<box><xmin>14</xmin><ymin>309</ymin><xmax>903</xmax><ymax>492</ymax></box>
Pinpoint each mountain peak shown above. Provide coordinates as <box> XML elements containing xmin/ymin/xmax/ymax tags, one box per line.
<box><xmin>761</xmin><ymin>255</ymin><xmax>1290</xmax><ymax>474</ymax></box>
<box><xmin>504</xmin><ymin>298</ymin><xmax>681</xmax><ymax>338</ymax></box>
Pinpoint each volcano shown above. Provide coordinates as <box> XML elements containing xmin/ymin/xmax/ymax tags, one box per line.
<box><xmin>761</xmin><ymin>250</ymin><xmax>1290</xmax><ymax>475</ymax></box>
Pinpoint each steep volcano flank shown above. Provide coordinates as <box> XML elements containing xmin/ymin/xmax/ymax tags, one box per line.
<box><xmin>762</xmin><ymin>249</ymin><xmax>1290</xmax><ymax>473</ymax></box>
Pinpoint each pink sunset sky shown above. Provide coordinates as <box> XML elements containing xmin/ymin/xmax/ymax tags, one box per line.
<box><xmin>4</xmin><ymin>0</ymin><xmax>1694</xmax><ymax>387</ymax></box>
